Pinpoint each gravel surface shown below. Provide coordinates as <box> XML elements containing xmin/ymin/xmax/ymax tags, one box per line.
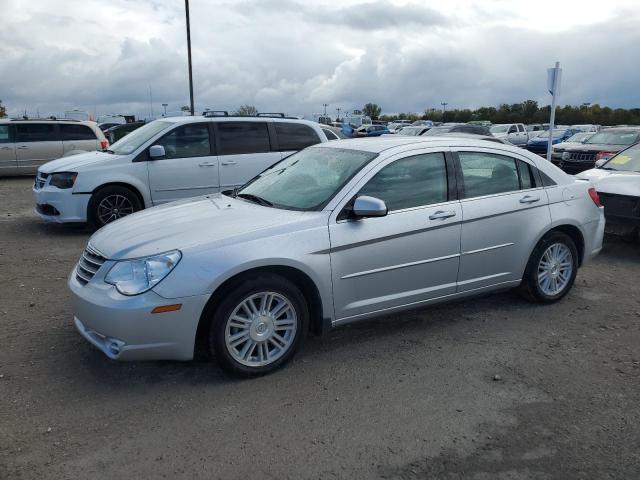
<box><xmin>1</xmin><ymin>177</ymin><xmax>639</xmax><ymax>479</ymax></box>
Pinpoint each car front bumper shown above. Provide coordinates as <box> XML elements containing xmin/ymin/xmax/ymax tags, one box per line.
<box><xmin>69</xmin><ymin>268</ymin><xmax>210</xmax><ymax>361</ymax></box>
<box><xmin>32</xmin><ymin>185</ymin><xmax>91</xmax><ymax>223</ymax></box>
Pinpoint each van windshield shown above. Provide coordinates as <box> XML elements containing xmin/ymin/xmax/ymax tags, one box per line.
<box><xmin>108</xmin><ymin>121</ymin><xmax>173</xmax><ymax>155</ymax></box>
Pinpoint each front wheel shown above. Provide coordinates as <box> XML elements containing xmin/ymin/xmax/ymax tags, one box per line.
<box><xmin>88</xmin><ymin>185</ymin><xmax>142</xmax><ymax>229</ymax></box>
<box><xmin>209</xmin><ymin>274</ymin><xmax>309</xmax><ymax>377</ymax></box>
<box><xmin>519</xmin><ymin>232</ymin><xmax>578</xmax><ymax>303</ymax></box>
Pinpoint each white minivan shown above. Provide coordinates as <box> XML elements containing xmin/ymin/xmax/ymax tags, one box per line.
<box><xmin>33</xmin><ymin>115</ymin><xmax>329</xmax><ymax>227</ymax></box>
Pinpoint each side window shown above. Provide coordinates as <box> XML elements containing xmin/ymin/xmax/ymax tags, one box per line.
<box><xmin>459</xmin><ymin>152</ymin><xmax>520</xmax><ymax>198</ymax></box>
<box><xmin>507</xmin><ymin>125</ymin><xmax>517</xmax><ymax>134</ymax></box>
<box><xmin>60</xmin><ymin>124</ymin><xmax>97</xmax><ymax>141</ymax></box>
<box><xmin>155</xmin><ymin>123</ymin><xmax>211</xmax><ymax>159</ymax></box>
<box><xmin>218</xmin><ymin>122</ymin><xmax>271</xmax><ymax>155</ymax></box>
<box><xmin>517</xmin><ymin>124</ymin><xmax>525</xmax><ymax>132</ymax></box>
<box><xmin>321</xmin><ymin>128</ymin><xmax>339</xmax><ymax>141</ymax></box>
<box><xmin>518</xmin><ymin>160</ymin><xmax>535</xmax><ymax>189</ymax></box>
<box><xmin>0</xmin><ymin>125</ymin><xmax>11</xmax><ymax>144</ymax></box>
<box><xmin>275</xmin><ymin>123</ymin><xmax>320</xmax><ymax>151</ymax></box>
<box><xmin>358</xmin><ymin>153</ymin><xmax>448</xmax><ymax>211</ymax></box>
<box><xmin>16</xmin><ymin>123</ymin><xmax>58</xmax><ymax>142</ymax></box>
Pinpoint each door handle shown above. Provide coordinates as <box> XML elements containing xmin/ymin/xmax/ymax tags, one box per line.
<box><xmin>17</xmin><ymin>146</ymin><xmax>28</xmax><ymax>150</ymax></box>
<box><xmin>0</xmin><ymin>146</ymin><xmax>12</xmax><ymax>150</ymax></box>
<box><xmin>199</xmin><ymin>162</ymin><xmax>217</xmax><ymax>167</ymax></box>
<box><xmin>220</xmin><ymin>160</ymin><xmax>237</xmax><ymax>166</ymax></box>
<box><xmin>429</xmin><ymin>210</ymin><xmax>456</xmax><ymax>220</ymax></box>
<box><xmin>519</xmin><ymin>195</ymin><xmax>540</xmax><ymax>204</ymax></box>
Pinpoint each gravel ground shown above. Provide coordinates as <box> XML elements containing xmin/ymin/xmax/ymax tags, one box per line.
<box><xmin>1</xmin><ymin>176</ymin><xmax>639</xmax><ymax>480</ymax></box>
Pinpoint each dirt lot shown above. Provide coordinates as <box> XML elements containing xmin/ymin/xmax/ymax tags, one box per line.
<box><xmin>1</xmin><ymin>176</ymin><xmax>639</xmax><ymax>479</ymax></box>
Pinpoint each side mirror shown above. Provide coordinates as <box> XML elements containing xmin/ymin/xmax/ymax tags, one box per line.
<box><xmin>595</xmin><ymin>159</ymin><xmax>607</xmax><ymax>168</ymax></box>
<box><xmin>353</xmin><ymin>196</ymin><xmax>388</xmax><ymax>218</ymax></box>
<box><xmin>149</xmin><ymin>144</ymin><xmax>166</xmax><ymax>159</ymax></box>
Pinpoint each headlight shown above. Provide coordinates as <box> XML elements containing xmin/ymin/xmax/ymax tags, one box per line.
<box><xmin>49</xmin><ymin>172</ymin><xmax>78</xmax><ymax>189</ymax></box>
<box><xmin>104</xmin><ymin>250</ymin><xmax>181</xmax><ymax>296</ymax></box>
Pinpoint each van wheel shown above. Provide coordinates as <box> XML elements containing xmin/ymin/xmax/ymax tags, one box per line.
<box><xmin>519</xmin><ymin>232</ymin><xmax>578</xmax><ymax>303</ymax></box>
<box><xmin>208</xmin><ymin>274</ymin><xmax>309</xmax><ymax>377</ymax></box>
<box><xmin>88</xmin><ymin>185</ymin><xmax>142</xmax><ymax>229</ymax></box>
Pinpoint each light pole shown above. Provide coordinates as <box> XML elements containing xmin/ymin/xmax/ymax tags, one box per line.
<box><xmin>322</xmin><ymin>103</ymin><xmax>329</xmax><ymax>116</ymax></box>
<box><xmin>162</xmin><ymin>103</ymin><xmax>168</xmax><ymax>116</ymax></box>
<box><xmin>336</xmin><ymin>107</ymin><xmax>341</xmax><ymax>121</ymax></box>
<box><xmin>185</xmin><ymin>0</ymin><xmax>195</xmax><ymax>116</ymax></box>
<box><xmin>441</xmin><ymin>102</ymin><xmax>448</xmax><ymax>121</ymax></box>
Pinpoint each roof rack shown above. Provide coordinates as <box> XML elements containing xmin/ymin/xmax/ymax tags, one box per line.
<box><xmin>8</xmin><ymin>117</ymin><xmax>81</xmax><ymax>122</ymax></box>
<box><xmin>203</xmin><ymin>110</ymin><xmax>229</xmax><ymax>117</ymax></box>
<box><xmin>256</xmin><ymin>112</ymin><xmax>285</xmax><ymax>118</ymax></box>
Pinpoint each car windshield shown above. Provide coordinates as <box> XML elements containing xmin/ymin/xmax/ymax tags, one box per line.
<box><xmin>489</xmin><ymin>125</ymin><xmax>509</xmax><ymax>133</ymax></box>
<box><xmin>235</xmin><ymin>147</ymin><xmax>377</xmax><ymax>210</ymax></box>
<box><xmin>399</xmin><ymin>127</ymin><xmax>422</xmax><ymax>136</ymax></box>
<box><xmin>538</xmin><ymin>129</ymin><xmax>566</xmax><ymax>139</ymax></box>
<box><xmin>108</xmin><ymin>120</ymin><xmax>173</xmax><ymax>155</ymax></box>
<box><xmin>586</xmin><ymin>130</ymin><xmax>640</xmax><ymax>145</ymax></box>
<box><xmin>602</xmin><ymin>144</ymin><xmax>640</xmax><ymax>172</ymax></box>
<box><xmin>566</xmin><ymin>133</ymin><xmax>592</xmax><ymax>143</ymax></box>
<box><xmin>421</xmin><ymin>126</ymin><xmax>452</xmax><ymax>136</ymax></box>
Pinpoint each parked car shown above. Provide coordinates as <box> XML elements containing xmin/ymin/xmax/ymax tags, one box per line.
<box><xmin>576</xmin><ymin>142</ymin><xmax>640</xmax><ymax>239</ymax></box>
<box><xmin>387</xmin><ymin>121</ymin><xmax>411</xmax><ymax>133</ymax></box>
<box><xmin>490</xmin><ymin>123</ymin><xmax>529</xmax><ymax>146</ymax></box>
<box><xmin>422</xmin><ymin>124</ymin><xmax>492</xmax><ymax>137</ymax></box>
<box><xmin>98</xmin><ymin>122</ymin><xmax>122</xmax><ymax>133</ymax></box>
<box><xmin>320</xmin><ymin>125</ymin><xmax>347</xmax><ymax>140</ymax></box>
<box><xmin>550</xmin><ymin>132</ymin><xmax>595</xmax><ymax>162</ymax></box>
<box><xmin>0</xmin><ymin>119</ymin><xmax>109</xmax><ymax>175</ymax></box>
<box><xmin>571</xmin><ymin>124</ymin><xmax>600</xmax><ymax>133</ymax></box>
<box><xmin>526</xmin><ymin>128</ymin><xmax>580</xmax><ymax>155</ymax></box>
<box><xmin>355</xmin><ymin>125</ymin><xmax>390</xmax><ymax>137</ymax></box>
<box><xmin>393</xmin><ymin>126</ymin><xmax>431</xmax><ymax>136</ymax></box>
<box><xmin>69</xmin><ymin>136</ymin><xmax>604</xmax><ymax>376</ymax></box>
<box><xmin>32</xmin><ymin>116</ymin><xmax>329</xmax><ymax>227</ymax></box>
<box><xmin>106</xmin><ymin>121</ymin><xmax>145</xmax><ymax>143</ymax></box>
<box><xmin>553</xmin><ymin>127</ymin><xmax>640</xmax><ymax>174</ymax></box>
<box><xmin>411</xmin><ymin>120</ymin><xmax>434</xmax><ymax>127</ymax></box>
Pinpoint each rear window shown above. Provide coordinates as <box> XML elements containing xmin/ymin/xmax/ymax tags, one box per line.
<box><xmin>218</xmin><ymin>122</ymin><xmax>271</xmax><ymax>155</ymax></box>
<box><xmin>16</xmin><ymin>123</ymin><xmax>58</xmax><ymax>142</ymax></box>
<box><xmin>274</xmin><ymin>122</ymin><xmax>320</xmax><ymax>151</ymax></box>
<box><xmin>60</xmin><ymin>124</ymin><xmax>97</xmax><ymax>141</ymax></box>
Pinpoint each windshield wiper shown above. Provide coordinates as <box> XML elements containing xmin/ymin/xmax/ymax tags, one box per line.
<box><xmin>236</xmin><ymin>193</ymin><xmax>273</xmax><ymax>207</ymax></box>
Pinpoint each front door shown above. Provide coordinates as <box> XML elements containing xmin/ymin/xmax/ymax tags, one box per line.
<box><xmin>329</xmin><ymin>151</ymin><xmax>462</xmax><ymax>322</ymax></box>
<box><xmin>0</xmin><ymin>124</ymin><xmax>16</xmax><ymax>171</ymax></box>
<box><xmin>15</xmin><ymin>123</ymin><xmax>64</xmax><ymax>171</ymax></box>
<box><xmin>455</xmin><ymin>149</ymin><xmax>551</xmax><ymax>291</ymax></box>
<box><xmin>147</xmin><ymin>122</ymin><xmax>219</xmax><ymax>204</ymax></box>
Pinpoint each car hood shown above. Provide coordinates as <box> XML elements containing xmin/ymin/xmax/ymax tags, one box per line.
<box><xmin>561</xmin><ymin>143</ymin><xmax>626</xmax><ymax>153</ymax></box>
<box><xmin>575</xmin><ymin>168</ymin><xmax>640</xmax><ymax>196</ymax></box>
<box><xmin>89</xmin><ymin>194</ymin><xmax>324</xmax><ymax>260</ymax></box>
<box><xmin>553</xmin><ymin>141</ymin><xmax>582</xmax><ymax>150</ymax></box>
<box><xmin>529</xmin><ymin>137</ymin><xmax>562</xmax><ymax>144</ymax></box>
<box><xmin>39</xmin><ymin>151</ymin><xmax>117</xmax><ymax>173</ymax></box>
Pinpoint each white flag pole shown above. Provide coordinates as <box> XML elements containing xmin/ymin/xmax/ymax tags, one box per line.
<box><xmin>546</xmin><ymin>62</ymin><xmax>561</xmax><ymax>162</ymax></box>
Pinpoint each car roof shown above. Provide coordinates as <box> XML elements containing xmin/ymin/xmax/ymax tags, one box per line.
<box><xmin>160</xmin><ymin>115</ymin><xmax>320</xmax><ymax>127</ymax></box>
<box><xmin>0</xmin><ymin>118</ymin><xmax>96</xmax><ymax>125</ymax></box>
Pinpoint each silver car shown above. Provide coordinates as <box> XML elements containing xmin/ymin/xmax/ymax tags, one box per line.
<box><xmin>69</xmin><ymin>137</ymin><xmax>605</xmax><ymax>376</ymax></box>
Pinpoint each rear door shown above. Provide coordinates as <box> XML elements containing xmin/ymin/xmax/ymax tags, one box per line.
<box><xmin>273</xmin><ymin>122</ymin><xmax>322</xmax><ymax>159</ymax></box>
<box><xmin>454</xmin><ymin>149</ymin><xmax>551</xmax><ymax>291</ymax></box>
<box><xmin>60</xmin><ymin>123</ymin><xmax>98</xmax><ymax>154</ymax></box>
<box><xmin>0</xmin><ymin>124</ymin><xmax>17</xmax><ymax>171</ymax></box>
<box><xmin>15</xmin><ymin>123</ymin><xmax>64</xmax><ymax>171</ymax></box>
<box><xmin>215</xmin><ymin>121</ymin><xmax>280</xmax><ymax>189</ymax></box>
<box><xmin>147</xmin><ymin>122</ymin><xmax>219</xmax><ymax>204</ymax></box>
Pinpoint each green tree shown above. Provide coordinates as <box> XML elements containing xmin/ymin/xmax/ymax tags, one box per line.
<box><xmin>362</xmin><ymin>103</ymin><xmax>382</xmax><ymax>120</ymax></box>
<box><xmin>0</xmin><ymin>100</ymin><xmax>6</xmax><ymax>118</ymax></box>
<box><xmin>234</xmin><ymin>105</ymin><xmax>258</xmax><ymax>116</ymax></box>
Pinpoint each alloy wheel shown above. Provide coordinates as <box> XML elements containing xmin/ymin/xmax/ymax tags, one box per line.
<box><xmin>537</xmin><ymin>243</ymin><xmax>573</xmax><ymax>296</ymax></box>
<box><xmin>97</xmin><ymin>194</ymin><xmax>135</xmax><ymax>225</ymax></box>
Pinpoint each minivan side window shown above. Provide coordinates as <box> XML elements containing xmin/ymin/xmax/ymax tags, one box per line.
<box><xmin>218</xmin><ymin>122</ymin><xmax>271</xmax><ymax>155</ymax></box>
<box><xmin>16</xmin><ymin>123</ymin><xmax>58</xmax><ymax>142</ymax></box>
<box><xmin>274</xmin><ymin>122</ymin><xmax>320</xmax><ymax>151</ymax></box>
<box><xmin>358</xmin><ymin>153</ymin><xmax>448</xmax><ymax>211</ymax></box>
<box><xmin>155</xmin><ymin>123</ymin><xmax>211</xmax><ymax>159</ymax></box>
<box><xmin>60</xmin><ymin>124</ymin><xmax>97</xmax><ymax>141</ymax></box>
<box><xmin>0</xmin><ymin>125</ymin><xmax>11</xmax><ymax>143</ymax></box>
<box><xmin>459</xmin><ymin>152</ymin><xmax>520</xmax><ymax>198</ymax></box>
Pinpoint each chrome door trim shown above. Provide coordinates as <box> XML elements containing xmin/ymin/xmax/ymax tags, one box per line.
<box><xmin>457</xmin><ymin>272</ymin><xmax>511</xmax><ymax>286</ymax></box>
<box><xmin>341</xmin><ymin>252</ymin><xmax>461</xmax><ymax>279</ymax></box>
<box><xmin>462</xmin><ymin>242</ymin><xmax>514</xmax><ymax>256</ymax></box>
<box><xmin>154</xmin><ymin>184</ymin><xmax>218</xmax><ymax>192</ymax></box>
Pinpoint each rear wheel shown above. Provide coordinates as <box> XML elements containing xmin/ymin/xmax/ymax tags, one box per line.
<box><xmin>519</xmin><ymin>232</ymin><xmax>578</xmax><ymax>303</ymax></box>
<box><xmin>208</xmin><ymin>274</ymin><xmax>308</xmax><ymax>377</ymax></box>
<box><xmin>88</xmin><ymin>185</ymin><xmax>142</xmax><ymax>229</ymax></box>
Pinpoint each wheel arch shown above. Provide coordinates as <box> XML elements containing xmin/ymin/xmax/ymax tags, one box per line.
<box><xmin>90</xmin><ymin>181</ymin><xmax>148</xmax><ymax>210</ymax></box>
<box><xmin>193</xmin><ymin>265</ymin><xmax>326</xmax><ymax>359</ymax></box>
<box><xmin>532</xmin><ymin>223</ymin><xmax>585</xmax><ymax>267</ymax></box>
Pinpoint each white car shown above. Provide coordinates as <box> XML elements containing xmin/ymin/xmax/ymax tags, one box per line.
<box><xmin>32</xmin><ymin>115</ymin><xmax>329</xmax><ymax>227</ymax></box>
<box><xmin>576</xmin><ymin>142</ymin><xmax>640</xmax><ymax>239</ymax></box>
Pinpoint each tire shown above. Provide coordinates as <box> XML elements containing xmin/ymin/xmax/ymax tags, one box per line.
<box><xmin>88</xmin><ymin>185</ymin><xmax>142</xmax><ymax>229</ymax></box>
<box><xmin>519</xmin><ymin>231</ymin><xmax>578</xmax><ymax>304</ymax></box>
<box><xmin>208</xmin><ymin>274</ymin><xmax>309</xmax><ymax>377</ymax></box>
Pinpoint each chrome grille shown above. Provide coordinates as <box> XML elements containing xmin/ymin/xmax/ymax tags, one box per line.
<box><xmin>76</xmin><ymin>245</ymin><xmax>106</xmax><ymax>286</ymax></box>
<box><xmin>568</xmin><ymin>152</ymin><xmax>595</xmax><ymax>162</ymax></box>
<box><xmin>34</xmin><ymin>172</ymin><xmax>49</xmax><ymax>190</ymax></box>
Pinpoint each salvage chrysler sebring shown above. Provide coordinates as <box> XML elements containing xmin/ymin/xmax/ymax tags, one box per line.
<box><xmin>70</xmin><ymin>137</ymin><xmax>605</xmax><ymax>376</ymax></box>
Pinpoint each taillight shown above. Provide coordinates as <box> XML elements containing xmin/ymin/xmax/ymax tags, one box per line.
<box><xmin>595</xmin><ymin>151</ymin><xmax>616</xmax><ymax>162</ymax></box>
<box><xmin>100</xmin><ymin>139</ymin><xmax>109</xmax><ymax>150</ymax></box>
<box><xmin>588</xmin><ymin>187</ymin><xmax>602</xmax><ymax>207</ymax></box>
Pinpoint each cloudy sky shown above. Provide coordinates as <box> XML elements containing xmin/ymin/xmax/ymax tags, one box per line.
<box><xmin>2</xmin><ymin>0</ymin><xmax>639</xmax><ymax>120</ymax></box>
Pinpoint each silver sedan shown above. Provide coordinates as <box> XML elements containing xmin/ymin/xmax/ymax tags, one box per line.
<box><xmin>69</xmin><ymin>136</ymin><xmax>605</xmax><ymax>376</ymax></box>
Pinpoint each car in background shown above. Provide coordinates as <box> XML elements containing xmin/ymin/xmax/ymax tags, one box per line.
<box><xmin>553</xmin><ymin>127</ymin><xmax>640</xmax><ymax>174</ymax></box>
<box><xmin>527</xmin><ymin>128</ymin><xmax>580</xmax><ymax>156</ymax></box>
<box><xmin>422</xmin><ymin>123</ymin><xmax>492</xmax><ymax>137</ymax></box>
<box><xmin>393</xmin><ymin>125</ymin><xmax>431</xmax><ymax>136</ymax></box>
<box><xmin>32</xmin><ymin>115</ymin><xmax>330</xmax><ymax>227</ymax></box>
<box><xmin>387</xmin><ymin>120</ymin><xmax>411</xmax><ymax>134</ymax></box>
<box><xmin>98</xmin><ymin>122</ymin><xmax>122</xmax><ymax>134</ymax></box>
<box><xmin>571</xmin><ymin>124</ymin><xmax>600</xmax><ymax>133</ymax></box>
<box><xmin>355</xmin><ymin>125</ymin><xmax>390</xmax><ymax>137</ymax></box>
<box><xmin>320</xmin><ymin>125</ymin><xmax>347</xmax><ymax>140</ymax></box>
<box><xmin>490</xmin><ymin>123</ymin><xmax>529</xmax><ymax>146</ymax></box>
<box><xmin>106</xmin><ymin>121</ymin><xmax>146</xmax><ymax>144</ymax></box>
<box><xmin>411</xmin><ymin>120</ymin><xmax>434</xmax><ymax>127</ymax></box>
<box><xmin>576</xmin><ymin>142</ymin><xmax>640</xmax><ymax>240</ymax></box>
<box><xmin>0</xmin><ymin>119</ymin><xmax>109</xmax><ymax>175</ymax></box>
<box><xmin>68</xmin><ymin>136</ymin><xmax>604</xmax><ymax>376</ymax></box>
<box><xmin>550</xmin><ymin>132</ymin><xmax>595</xmax><ymax>162</ymax></box>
